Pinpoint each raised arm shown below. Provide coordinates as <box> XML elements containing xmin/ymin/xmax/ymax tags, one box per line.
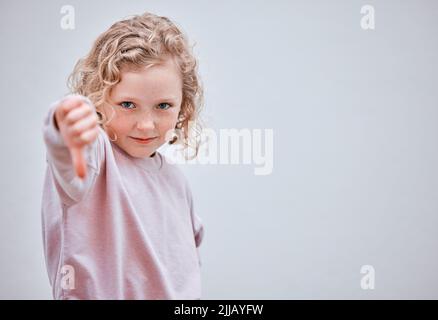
<box><xmin>43</xmin><ymin>94</ymin><xmax>104</xmax><ymax>205</ymax></box>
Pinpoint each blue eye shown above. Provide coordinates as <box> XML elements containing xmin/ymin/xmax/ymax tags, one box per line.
<box><xmin>157</xmin><ymin>103</ymin><xmax>172</xmax><ymax>110</ymax></box>
<box><xmin>120</xmin><ymin>101</ymin><xmax>135</xmax><ymax>109</ymax></box>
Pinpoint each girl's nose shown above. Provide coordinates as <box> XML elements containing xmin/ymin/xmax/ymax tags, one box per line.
<box><xmin>136</xmin><ymin>116</ymin><xmax>156</xmax><ymax>131</ymax></box>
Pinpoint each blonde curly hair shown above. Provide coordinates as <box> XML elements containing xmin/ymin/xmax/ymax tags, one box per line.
<box><xmin>67</xmin><ymin>12</ymin><xmax>204</xmax><ymax>158</ymax></box>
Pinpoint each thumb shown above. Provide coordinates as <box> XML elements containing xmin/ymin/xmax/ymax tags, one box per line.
<box><xmin>70</xmin><ymin>146</ymin><xmax>87</xmax><ymax>179</ymax></box>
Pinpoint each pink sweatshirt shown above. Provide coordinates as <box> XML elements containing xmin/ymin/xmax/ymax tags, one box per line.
<box><xmin>41</xmin><ymin>97</ymin><xmax>204</xmax><ymax>300</ymax></box>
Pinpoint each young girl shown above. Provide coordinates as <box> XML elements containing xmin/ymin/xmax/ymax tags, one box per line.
<box><xmin>41</xmin><ymin>12</ymin><xmax>205</xmax><ymax>300</ymax></box>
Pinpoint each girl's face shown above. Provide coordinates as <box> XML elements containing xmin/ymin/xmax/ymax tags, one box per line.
<box><xmin>103</xmin><ymin>58</ymin><xmax>183</xmax><ymax>158</ymax></box>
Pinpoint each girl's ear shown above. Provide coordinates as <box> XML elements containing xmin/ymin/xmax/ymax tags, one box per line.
<box><xmin>98</xmin><ymin>103</ymin><xmax>116</xmax><ymax>125</ymax></box>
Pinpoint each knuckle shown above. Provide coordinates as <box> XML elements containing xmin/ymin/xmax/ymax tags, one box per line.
<box><xmin>86</xmin><ymin>129</ymin><xmax>98</xmax><ymax>143</ymax></box>
<box><xmin>83</xmin><ymin>134</ymin><xmax>93</xmax><ymax>143</ymax></box>
<box><xmin>64</xmin><ymin>114</ymin><xmax>74</xmax><ymax>125</ymax></box>
<box><xmin>80</xmin><ymin>102</ymin><xmax>92</xmax><ymax>113</ymax></box>
<box><xmin>69</xmin><ymin>125</ymin><xmax>80</xmax><ymax>136</ymax></box>
<box><xmin>61</xmin><ymin>100</ymin><xmax>71</xmax><ymax>111</ymax></box>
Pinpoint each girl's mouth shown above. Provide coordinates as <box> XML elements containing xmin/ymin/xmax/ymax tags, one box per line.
<box><xmin>130</xmin><ymin>136</ymin><xmax>157</xmax><ymax>144</ymax></box>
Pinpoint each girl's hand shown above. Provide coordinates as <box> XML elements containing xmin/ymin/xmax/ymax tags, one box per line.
<box><xmin>54</xmin><ymin>95</ymin><xmax>99</xmax><ymax>179</ymax></box>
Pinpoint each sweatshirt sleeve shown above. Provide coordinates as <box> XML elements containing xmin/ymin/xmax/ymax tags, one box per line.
<box><xmin>42</xmin><ymin>94</ymin><xmax>106</xmax><ymax>206</ymax></box>
<box><xmin>193</xmin><ymin>211</ymin><xmax>205</xmax><ymax>267</ymax></box>
<box><xmin>187</xmin><ymin>185</ymin><xmax>205</xmax><ymax>266</ymax></box>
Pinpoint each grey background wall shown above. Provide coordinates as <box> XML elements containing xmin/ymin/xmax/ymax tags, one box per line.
<box><xmin>0</xmin><ymin>0</ymin><xmax>437</xmax><ymax>299</ymax></box>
